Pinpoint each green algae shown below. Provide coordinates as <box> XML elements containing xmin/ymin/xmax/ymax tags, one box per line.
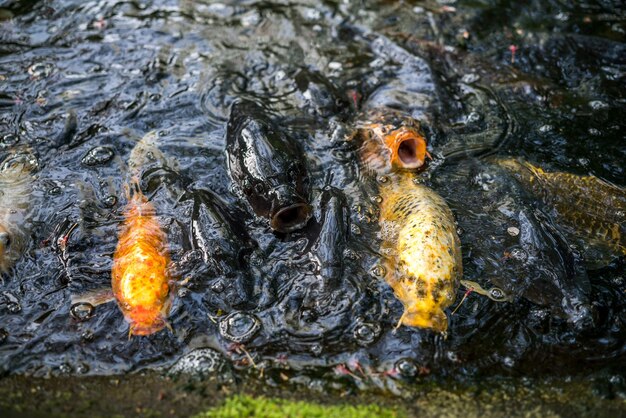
<box><xmin>194</xmin><ymin>395</ymin><xmax>403</xmax><ymax>418</ymax></box>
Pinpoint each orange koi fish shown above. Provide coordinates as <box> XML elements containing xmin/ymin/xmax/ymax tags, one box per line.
<box><xmin>72</xmin><ymin>132</ymin><xmax>173</xmax><ymax>337</ymax></box>
<box><xmin>113</xmin><ymin>132</ymin><xmax>173</xmax><ymax>336</ymax></box>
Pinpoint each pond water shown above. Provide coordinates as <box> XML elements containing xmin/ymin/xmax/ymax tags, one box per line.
<box><xmin>0</xmin><ymin>0</ymin><xmax>624</xmax><ymax>391</ymax></box>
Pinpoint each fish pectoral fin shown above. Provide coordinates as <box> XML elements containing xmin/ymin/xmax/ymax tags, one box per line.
<box><xmin>71</xmin><ymin>288</ymin><xmax>115</xmax><ymax>307</ymax></box>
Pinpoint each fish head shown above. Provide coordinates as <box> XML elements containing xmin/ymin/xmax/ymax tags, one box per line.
<box><xmin>360</xmin><ymin>120</ymin><xmax>429</xmax><ymax>173</ymax></box>
<box><xmin>401</xmin><ymin>305</ymin><xmax>448</xmax><ymax>334</ymax></box>
<box><xmin>226</xmin><ymin>101</ymin><xmax>312</xmax><ymax>232</ymax></box>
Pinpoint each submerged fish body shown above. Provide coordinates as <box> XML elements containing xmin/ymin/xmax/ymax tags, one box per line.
<box><xmin>434</xmin><ymin>160</ymin><xmax>595</xmax><ymax>330</ymax></box>
<box><xmin>379</xmin><ymin>177</ymin><xmax>462</xmax><ymax>332</ymax></box>
<box><xmin>0</xmin><ymin>156</ymin><xmax>35</xmax><ymax>272</ymax></box>
<box><xmin>496</xmin><ymin>158</ymin><xmax>626</xmax><ymax>265</ymax></box>
<box><xmin>225</xmin><ymin>100</ymin><xmax>312</xmax><ymax>233</ymax></box>
<box><xmin>112</xmin><ymin>132</ymin><xmax>172</xmax><ymax>336</ymax></box>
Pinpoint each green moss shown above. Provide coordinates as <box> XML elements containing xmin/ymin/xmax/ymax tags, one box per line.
<box><xmin>195</xmin><ymin>395</ymin><xmax>404</xmax><ymax>418</ymax></box>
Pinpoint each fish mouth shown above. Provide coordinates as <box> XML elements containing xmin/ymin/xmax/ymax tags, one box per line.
<box><xmin>271</xmin><ymin>203</ymin><xmax>312</xmax><ymax>233</ymax></box>
<box><xmin>383</xmin><ymin>127</ymin><xmax>429</xmax><ymax>170</ymax></box>
<box><xmin>396</xmin><ymin>136</ymin><xmax>425</xmax><ymax>168</ymax></box>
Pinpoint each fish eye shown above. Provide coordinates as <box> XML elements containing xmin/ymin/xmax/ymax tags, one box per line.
<box><xmin>0</xmin><ymin>232</ymin><xmax>10</xmax><ymax>248</ymax></box>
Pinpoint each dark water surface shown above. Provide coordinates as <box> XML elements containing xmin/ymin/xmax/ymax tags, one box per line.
<box><xmin>0</xmin><ymin>0</ymin><xmax>624</xmax><ymax>393</ymax></box>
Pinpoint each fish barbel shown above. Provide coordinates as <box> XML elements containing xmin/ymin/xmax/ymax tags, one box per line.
<box><xmin>0</xmin><ymin>155</ymin><xmax>36</xmax><ymax>272</ymax></box>
<box><xmin>496</xmin><ymin>158</ymin><xmax>625</xmax><ymax>265</ymax></box>
<box><xmin>112</xmin><ymin>132</ymin><xmax>172</xmax><ymax>336</ymax></box>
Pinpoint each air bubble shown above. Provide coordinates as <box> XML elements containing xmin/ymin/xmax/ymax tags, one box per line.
<box><xmin>354</xmin><ymin>323</ymin><xmax>381</xmax><ymax>346</ymax></box>
<box><xmin>211</xmin><ymin>280</ymin><xmax>226</xmax><ymax>293</ymax></box>
<box><xmin>343</xmin><ymin>249</ymin><xmax>358</xmax><ymax>260</ymax></box>
<box><xmin>377</xmin><ymin>175</ymin><xmax>389</xmax><ymax>184</ymax></box>
<box><xmin>589</xmin><ymin>100</ymin><xmax>608</xmax><ymax>110</ymax></box>
<box><xmin>311</xmin><ymin>343</ymin><xmax>323</xmax><ymax>356</ymax></box>
<box><xmin>219</xmin><ymin>312</ymin><xmax>261</xmax><ymax>343</ymax></box>
<box><xmin>58</xmin><ymin>363</ymin><xmax>72</xmax><ymax>374</ymax></box>
<box><xmin>446</xmin><ymin>351</ymin><xmax>460</xmax><ymax>362</ymax></box>
<box><xmin>370</xmin><ymin>265</ymin><xmax>386</xmax><ymax>277</ymax></box>
<box><xmin>465</xmin><ymin>112</ymin><xmax>482</xmax><ymax>124</ymax></box>
<box><xmin>82</xmin><ymin>146</ymin><xmax>114</xmax><ymax>166</ymax></box>
<box><xmin>47</xmin><ymin>186</ymin><xmax>62</xmax><ymax>195</ymax></box>
<box><xmin>76</xmin><ymin>363</ymin><xmax>89</xmax><ymax>374</ymax></box>
<box><xmin>102</xmin><ymin>195</ymin><xmax>117</xmax><ymax>207</ymax></box>
<box><xmin>0</xmin><ymin>134</ymin><xmax>18</xmax><ymax>148</ymax></box>
<box><xmin>371</xmin><ymin>195</ymin><xmax>383</xmax><ymax>204</ymax></box>
<box><xmin>70</xmin><ymin>302</ymin><xmax>95</xmax><ymax>321</ymax></box>
<box><xmin>7</xmin><ymin>302</ymin><xmax>21</xmax><ymax>314</ymax></box>
<box><xmin>0</xmin><ymin>328</ymin><xmax>7</xmax><ymax>344</ymax></box>
<box><xmin>28</xmin><ymin>62</ymin><xmax>54</xmax><ymax>79</ymax></box>
<box><xmin>461</xmin><ymin>73</ymin><xmax>480</xmax><ymax>84</ymax></box>
<box><xmin>81</xmin><ymin>330</ymin><xmax>94</xmax><ymax>342</ymax></box>
<box><xmin>502</xmin><ymin>356</ymin><xmax>515</xmax><ymax>367</ymax></box>
<box><xmin>488</xmin><ymin>287</ymin><xmax>508</xmax><ymax>302</ymax></box>
<box><xmin>350</xmin><ymin>224</ymin><xmax>361</xmax><ymax>235</ymax></box>
<box><xmin>169</xmin><ymin>348</ymin><xmax>225</xmax><ymax>377</ymax></box>
<box><xmin>509</xmin><ymin>247</ymin><xmax>528</xmax><ymax>262</ymax></box>
<box><xmin>395</xmin><ymin>358</ymin><xmax>418</xmax><ymax>378</ymax></box>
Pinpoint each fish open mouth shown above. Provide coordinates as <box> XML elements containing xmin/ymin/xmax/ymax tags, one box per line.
<box><xmin>271</xmin><ymin>203</ymin><xmax>312</xmax><ymax>233</ymax></box>
<box><xmin>397</xmin><ymin>136</ymin><xmax>424</xmax><ymax>168</ymax></box>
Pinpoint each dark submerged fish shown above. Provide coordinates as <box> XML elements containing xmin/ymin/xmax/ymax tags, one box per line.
<box><xmin>311</xmin><ymin>188</ymin><xmax>350</xmax><ymax>285</ymax></box>
<box><xmin>433</xmin><ymin>160</ymin><xmax>596</xmax><ymax>331</ymax></box>
<box><xmin>496</xmin><ymin>158</ymin><xmax>626</xmax><ymax>267</ymax></box>
<box><xmin>225</xmin><ymin>101</ymin><xmax>312</xmax><ymax>233</ymax></box>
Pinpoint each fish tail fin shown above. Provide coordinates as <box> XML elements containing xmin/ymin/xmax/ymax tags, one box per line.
<box><xmin>401</xmin><ymin>306</ymin><xmax>449</xmax><ymax>334</ymax></box>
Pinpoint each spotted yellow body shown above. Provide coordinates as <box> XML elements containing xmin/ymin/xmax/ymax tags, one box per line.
<box><xmin>378</xmin><ymin>176</ymin><xmax>462</xmax><ymax>332</ymax></box>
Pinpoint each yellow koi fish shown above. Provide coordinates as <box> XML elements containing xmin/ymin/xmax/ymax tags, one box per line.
<box><xmin>73</xmin><ymin>133</ymin><xmax>174</xmax><ymax>336</ymax></box>
<box><xmin>359</xmin><ymin>113</ymin><xmax>461</xmax><ymax>333</ymax></box>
